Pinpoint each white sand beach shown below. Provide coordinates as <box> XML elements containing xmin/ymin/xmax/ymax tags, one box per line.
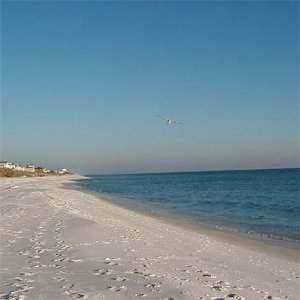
<box><xmin>0</xmin><ymin>176</ymin><xmax>299</xmax><ymax>300</ymax></box>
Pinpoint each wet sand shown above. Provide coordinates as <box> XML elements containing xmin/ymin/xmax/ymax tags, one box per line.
<box><xmin>0</xmin><ymin>175</ymin><xmax>299</xmax><ymax>300</ymax></box>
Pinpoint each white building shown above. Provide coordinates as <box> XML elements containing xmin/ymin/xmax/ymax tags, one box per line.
<box><xmin>0</xmin><ymin>162</ymin><xmax>15</xmax><ymax>169</ymax></box>
<box><xmin>58</xmin><ymin>168</ymin><xmax>68</xmax><ymax>174</ymax></box>
<box><xmin>25</xmin><ymin>165</ymin><xmax>35</xmax><ymax>172</ymax></box>
<box><xmin>14</xmin><ymin>164</ymin><xmax>25</xmax><ymax>171</ymax></box>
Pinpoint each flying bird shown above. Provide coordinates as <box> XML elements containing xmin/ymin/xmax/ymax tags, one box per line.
<box><xmin>156</xmin><ymin>114</ymin><xmax>183</xmax><ymax>125</ymax></box>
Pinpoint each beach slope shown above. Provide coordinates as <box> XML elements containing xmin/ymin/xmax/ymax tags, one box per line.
<box><xmin>0</xmin><ymin>176</ymin><xmax>299</xmax><ymax>300</ymax></box>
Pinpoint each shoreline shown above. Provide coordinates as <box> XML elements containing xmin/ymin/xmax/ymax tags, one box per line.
<box><xmin>1</xmin><ymin>175</ymin><xmax>299</xmax><ymax>300</ymax></box>
<box><xmin>67</xmin><ymin>179</ymin><xmax>300</xmax><ymax>263</ymax></box>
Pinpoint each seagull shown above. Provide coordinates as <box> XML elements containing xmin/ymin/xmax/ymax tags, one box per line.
<box><xmin>156</xmin><ymin>114</ymin><xmax>183</xmax><ymax>125</ymax></box>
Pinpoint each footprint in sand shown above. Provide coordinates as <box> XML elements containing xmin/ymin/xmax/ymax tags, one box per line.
<box><xmin>264</xmin><ymin>296</ymin><xmax>282</xmax><ymax>300</ymax></box>
<box><xmin>54</xmin><ymin>264</ymin><xmax>65</xmax><ymax>269</ymax></box>
<box><xmin>145</xmin><ymin>282</ymin><xmax>161</xmax><ymax>288</ymax></box>
<box><xmin>202</xmin><ymin>272</ymin><xmax>216</xmax><ymax>278</ymax></box>
<box><xmin>107</xmin><ymin>285</ymin><xmax>127</xmax><ymax>292</ymax></box>
<box><xmin>69</xmin><ymin>259</ymin><xmax>84</xmax><ymax>263</ymax></box>
<box><xmin>54</xmin><ymin>253</ymin><xmax>64</xmax><ymax>257</ymax></box>
<box><xmin>224</xmin><ymin>293</ymin><xmax>244</xmax><ymax>299</ymax></box>
<box><xmin>105</xmin><ymin>257</ymin><xmax>121</xmax><ymax>262</ymax></box>
<box><xmin>19</xmin><ymin>272</ymin><xmax>35</xmax><ymax>277</ymax></box>
<box><xmin>53</xmin><ymin>277</ymin><xmax>66</xmax><ymax>282</ymax></box>
<box><xmin>18</xmin><ymin>250</ymin><xmax>31</xmax><ymax>256</ymax></box>
<box><xmin>135</xmin><ymin>292</ymin><xmax>147</xmax><ymax>297</ymax></box>
<box><xmin>145</xmin><ymin>281</ymin><xmax>161</xmax><ymax>292</ymax></box>
<box><xmin>15</xmin><ymin>277</ymin><xmax>35</xmax><ymax>284</ymax></box>
<box><xmin>112</xmin><ymin>276</ymin><xmax>128</xmax><ymax>282</ymax></box>
<box><xmin>53</xmin><ymin>257</ymin><xmax>67</xmax><ymax>262</ymax></box>
<box><xmin>0</xmin><ymin>293</ymin><xmax>27</xmax><ymax>300</ymax></box>
<box><xmin>211</xmin><ymin>295</ymin><xmax>245</xmax><ymax>300</ymax></box>
<box><xmin>93</xmin><ymin>269</ymin><xmax>113</xmax><ymax>276</ymax></box>
<box><xmin>104</xmin><ymin>257</ymin><xmax>121</xmax><ymax>266</ymax></box>
<box><xmin>69</xmin><ymin>292</ymin><xmax>85</xmax><ymax>298</ymax></box>
<box><xmin>126</xmin><ymin>268</ymin><xmax>142</xmax><ymax>275</ymax></box>
<box><xmin>105</xmin><ymin>261</ymin><xmax>119</xmax><ymax>266</ymax></box>
<box><xmin>64</xmin><ymin>290</ymin><xmax>85</xmax><ymax>298</ymax></box>
<box><xmin>12</xmin><ymin>283</ymin><xmax>33</xmax><ymax>291</ymax></box>
<box><xmin>61</xmin><ymin>284</ymin><xmax>86</xmax><ymax>298</ymax></box>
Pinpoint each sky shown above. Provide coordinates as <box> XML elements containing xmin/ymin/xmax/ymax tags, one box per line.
<box><xmin>1</xmin><ymin>1</ymin><xmax>299</xmax><ymax>174</ymax></box>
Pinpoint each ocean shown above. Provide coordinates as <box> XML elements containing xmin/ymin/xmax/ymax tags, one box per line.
<box><xmin>74</xmin><ymin>168</ymin><xmax>299</xmax><ymax>248</ymax></box>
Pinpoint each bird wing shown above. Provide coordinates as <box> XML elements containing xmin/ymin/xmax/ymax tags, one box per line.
<box><xmin>156</xmin><ymin>114</ymin><xmax>169</xmax><ymax>121</ymax></box>
<box><xmin>171</xmin><ymin>120</ymin><xmax>183</xmax><ymax>124</ymax></box>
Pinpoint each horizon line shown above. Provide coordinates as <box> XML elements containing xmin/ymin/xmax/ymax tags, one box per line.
<box><xmin>83</xmin><ymin>167</ymin><xmax>300</xmax><ymax>176</ymax></box>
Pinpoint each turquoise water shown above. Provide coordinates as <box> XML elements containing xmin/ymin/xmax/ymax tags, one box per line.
<box><xmin>75</xmin><ymin>168</ymin><xmax>299</xmax><ymax>247</ymax></box>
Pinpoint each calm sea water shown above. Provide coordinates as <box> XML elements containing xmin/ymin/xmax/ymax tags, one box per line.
<box><xmin>74</xmin><ymin>168</ymin><xmax>300</xmax><ymax>247</ymax></box>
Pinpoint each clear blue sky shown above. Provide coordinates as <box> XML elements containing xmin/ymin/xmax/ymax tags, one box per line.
<box><xmin>1</xmin><ymin>1</ymin><xmax>299</xmax><ymax>174</ymax></box>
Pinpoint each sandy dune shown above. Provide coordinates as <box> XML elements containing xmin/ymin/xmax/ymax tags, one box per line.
<box><xmin>0</xmin><ymin>176</ymin><xmax>299</xmax><ymax>300</ymax></box>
